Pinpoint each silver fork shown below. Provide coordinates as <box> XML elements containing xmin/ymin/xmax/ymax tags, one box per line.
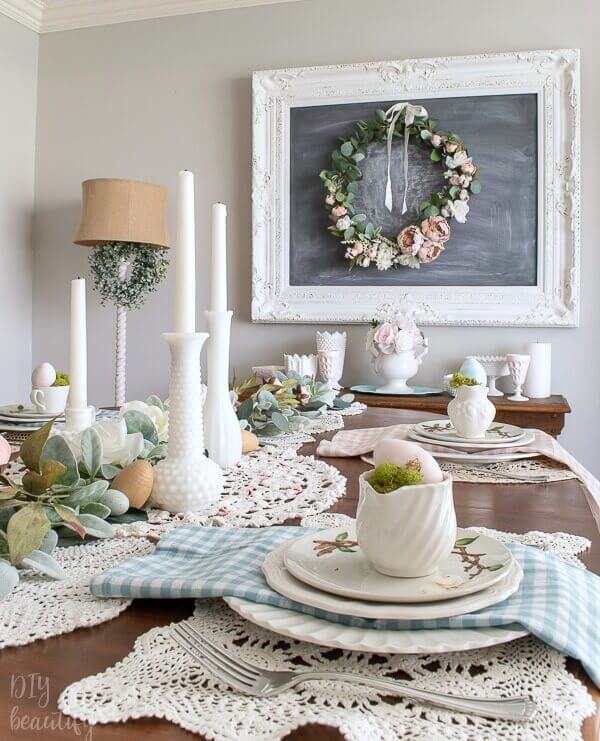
<box><xmin>172</xmin><ymin>621</ymin><xmax>537</xmax><ymax>722</ymax></box>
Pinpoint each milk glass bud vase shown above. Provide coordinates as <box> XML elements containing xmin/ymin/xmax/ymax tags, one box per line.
<box><xmin>447</xmin><ymin>385</ymin><xmax>496</xmax><ymax>439</ymax></box>
<box><xmin>204</xmin><ymin>310</ymin><xmax>242</xmax><ymax>468</ymax></box>
<box><xmin>149</xmin><ymin>332</ymin><xmax>223</xmax><ymax>512</ymax></box>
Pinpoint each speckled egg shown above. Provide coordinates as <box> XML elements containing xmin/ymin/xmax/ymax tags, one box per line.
<box><xmin>100</xmin><ymin>489</ymin><xmax>130</xmax><ymax>516</ymax></box>
<box><xmin>31</xmin><ymin>362</ymin><xmax>56</xmax><ymax>388</ymax></box>
<box><xmin>373</xmin><ymin>437</ymin><xmax>443</xmax><ymax>484</ymax></box>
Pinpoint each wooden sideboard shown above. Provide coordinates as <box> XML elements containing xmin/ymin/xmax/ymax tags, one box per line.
<box><xmin>347</xmin><ymin>391</ymin><xmax>571</xmax><ymax>438</ymax></box>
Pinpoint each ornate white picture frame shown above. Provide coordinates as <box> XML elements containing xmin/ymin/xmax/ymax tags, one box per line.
<box><xmin>252</xmin><ymin>49</ymin><xmax>580</xmax><ymax>326</ymax></box>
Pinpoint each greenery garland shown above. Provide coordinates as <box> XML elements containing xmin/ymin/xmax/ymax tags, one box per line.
<box><xmin>88</xmin><ymin>242</ymin><xmax>169</xmax><ymax>310</ymax></box>
<box><xmin>320</xmin><ymin>107</ymin><xmax>481</xmax><ymax>270</ymax></box>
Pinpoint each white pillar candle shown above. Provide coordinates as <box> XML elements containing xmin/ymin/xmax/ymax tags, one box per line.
<box><xmin>174</xmin><ymin>170</ymin><xmax>196</xmax><ymax>333</ymax></box>
<box><xmin>210</xmin><ymin>203</ymin><xmax>227</xmax><ymax>312</ymax></box>
<box><xmin>69</xmin><ymin>278</ymin><xmax>87</xmax><ymax>409</ymax></box>
<box><xmin>523</xmin><ymin>342</ymin><xmax>552</xmax><ymax>398</ymax></box>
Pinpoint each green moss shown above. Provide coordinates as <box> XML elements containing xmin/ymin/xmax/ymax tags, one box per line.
<box><xmin>52</xmin><ymin>371</ymin><xmax>70</xmax><ymax>387</ymax></box>
<box><xmin>369</xmin><ymin>461</ymin><xmax>424</xmax><ymax>493</ymax></box>
<box><xmin>448</xmin><ymin>372</ymin><xmax>479</xmax><ymax>388</ymax></box>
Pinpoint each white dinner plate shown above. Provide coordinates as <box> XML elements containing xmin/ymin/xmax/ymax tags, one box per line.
<box><xmin>267</xmin><ymin>543</ymin><xmax>521</xmax><ymax>621</ymax></box>
<box><xmin>0</xmin><ymin>404</ymin><xmax>61</xmax><ymax>419</ymax></box>
<box><xmin>280</xmin><ymin>526</ymin><xmax>514</xmax><ymax>605</ymax></box>
<box><xmin>408</xmin><ymin>429</ymin><xmax>535</xmax><ymax>450</ymax></box>
<box><xmin>350</xmin><ymin>385</ymin><xmax>443</xmax><ymax>396</ymax></box>
<box><xmin>414</xmin><ymin>419</ymin><xmax>526</xmax><ymax>445</ymax></box>
<box><xmin>0</xmin><ymin>420</ymin><xmax>49</xmax><ymax>432</ymax></box>
<box><xmin>0</xmin><ymin>414</ymin><xmax>61</xmax><ymax>425</ymax></box>
<box><xmin>224</xmin><ymin>597</ymin><xmax>528</xmax><ymax>654</ymax></box>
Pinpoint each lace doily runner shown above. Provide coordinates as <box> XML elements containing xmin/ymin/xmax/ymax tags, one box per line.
<box><xmin>439</xmin><ymin>456</ymin><xmax>577</xmax><ymax>484</ymax></box>
<box><xmin>259</xmin><ymin>402</ymin><xmax>367</xmax><ymax>449</ymax></box>
<box><xmin>58</xmin><ymin>516</ymin><xmax>595</xmax><ymax>741</ymax></box>
<box><xmin>0</xmin><ymin>537</ymin><xmax>153</xmax><ymax>650</ymax></box>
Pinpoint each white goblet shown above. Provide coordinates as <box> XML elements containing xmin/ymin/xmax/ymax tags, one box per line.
<box><xmin>506</xmin><ymin>354</ymin><xmax>530</xmax><ymax>402</ymax></box>
<box><xmin>318</xmin><ymin>350</ymin><xmax>343</xmax><ymax>390</ymax></box>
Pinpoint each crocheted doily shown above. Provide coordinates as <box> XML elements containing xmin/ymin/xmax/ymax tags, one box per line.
<box><xmin>59</xmin><ymin>517</ymin><xmax>595</xmax><ymax>741</ymax></box>
<box><xmin>0</xmin><ymin>537</ymin><xmax>153</xmax><ymax>650</ymax></box>
<box><xmin>259</xmin><ymin>402</ymin><xmax>367</xmax><ymax>449</ymax></box>
<box><xmin>439</xmin><ymin>456</ymin><xmax>577</xmax><ymax>484</ymax></box>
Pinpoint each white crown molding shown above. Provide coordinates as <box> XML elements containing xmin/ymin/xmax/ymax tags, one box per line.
<box><xmin>0</xmin><ymin>0</ymin><xmax>43</xmax><ymax>31</ymax></box>
<box><xmin>0</xmin><ymin>0</ymin><xmax>301</xmax><ymax>33</ymax></box>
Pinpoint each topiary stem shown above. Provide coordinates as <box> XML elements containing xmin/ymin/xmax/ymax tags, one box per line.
<box><xmin>114</xmin><ymin>260</ymin><xmax>128</xmax><ymax>407</ymax></box>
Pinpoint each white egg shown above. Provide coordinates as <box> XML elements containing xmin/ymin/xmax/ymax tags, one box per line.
<box><xmin>31</xmin><ymin>362</ymin><xmax>56</xmax><ymax>388</ymax></box>
<box><xmin>373</xmin><ymin>437</ymin><xmax>443</xmax><ymax>484</ymax></box>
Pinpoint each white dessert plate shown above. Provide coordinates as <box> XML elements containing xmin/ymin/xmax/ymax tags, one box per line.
<box><xmin>281</xmin><ymin>526</ymin><xmax>513</xmax><ymax>604</ymax></box>
<box><xmin>267</xmin><ymin>542</ymin><xmax>521</xmax><ymax>621</ymax></box>
<box><xmin>224</xmin><ymin>597</ymin><xmax>528</xmax><ymax>654</ymax></box>
<box><xmin>408</xmin><ymin>429</ymin><xmax>535</xmax><ymax>450</ymax></box>
<box><xmin>0</xmin><ymin>421</ymin><xmax>48</xmax><ymax>432</ymax></box>
<box><xmin>361</xmin><ymin>451</ymin><xmax>540</xmax><ymax>466</ymax></box>
<box><xmin>0</xmin><ymin>404</ymin><xmax>62</xmax><ymax>418</ymax></box>
<box><xmin>414</xmin><ymin>419</ymin><xmax>526</xmax><ymax>444</ymax></box>
<box><xmin>0</xmin><ymin>414</ymin><xmax>60</xmax><ymax>425</ymax></box>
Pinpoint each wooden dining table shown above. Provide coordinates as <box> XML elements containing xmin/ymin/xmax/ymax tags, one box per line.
<box><xmin>2</xmin><ymin>407</ymin><xmax>599</xmax><ymax>740</ymax></box>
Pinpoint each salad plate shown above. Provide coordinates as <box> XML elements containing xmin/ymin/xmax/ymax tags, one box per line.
<box><xmin>408</xmin><ymin>429</ymin><xmax>535</xmax><ymax>450</ymax></box>
<box><xmin>267</xmin><ymin>541</ymin><xmax>521</xmax><ymax>621</ymax></box>
<box><xmin>224</xmin><ymin>597</ymin><xmax>528</xmax><ymax>654</ymax></box>
<box><xmin>414</xmin><ymin>420</ymin><xmax>526</xmax><ymax>445</ymax></box>
<box><xmin>282</xmin><ymin>526</ymin><xmax>513</xmax><ymax>604</ymax></box>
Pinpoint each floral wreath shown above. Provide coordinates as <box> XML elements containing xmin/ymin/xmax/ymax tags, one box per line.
<box><xmin>320</xmin><ymin>102</ymin><xmax>481</xmax><ymax>270</ymax></box>
<box><xmin>88</xmin><ymin>241</ymin><xmax>169</xmax><ymax>310</ymax></box>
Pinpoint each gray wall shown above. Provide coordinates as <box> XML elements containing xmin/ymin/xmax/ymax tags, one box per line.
<box><xmin>0</xmin><ymin>14</ymin><xmax>38</xmax><ymax>405</ymax></box>
<box><xmin>33</xmin><ymin>0</ymin><xmax>598</xmax><ymax>473</ymax></box>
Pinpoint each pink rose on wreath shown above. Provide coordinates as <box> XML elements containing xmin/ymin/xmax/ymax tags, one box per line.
<box><xmin>397</xmin><ymin>225</ymin><xmax>425</xmax><ymax>256</ymax></box>
<box><xmin>373</xmin><ymin>322</ymin><xmax>397</xmax><ymax>354</ymax></box>
<box><xmin>421</xmin><ymin>215</ymin><xmax>451</xmax><ymax>244</ymax></box>
<box><xmin>417</xmin><ymin>241</ymin><xmax>445</xmax><ymax>263</ymax></box>
<box><xmin>330</xmin><ymin>205</ymin><xmax>348</xmax><ymax>220</ymax></box>
<box><xmin>461</xmin><ymin>162</ymin><xmax>477</xmax><ymax>176</ymax></box>
<box><xmin>325</xmin><ymin>194</ymin><xmax>335</xmax><ymax>206</ymax></box>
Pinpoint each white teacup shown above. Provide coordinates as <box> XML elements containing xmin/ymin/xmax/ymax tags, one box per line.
<box><xmin>30</xmin><ymin>385</ymin><xmax>70</xmax><ymax>414</ymax></box>
<box><xmin>356</xmin><ymin>471</ymin><xmax>456</xmax><ymax>577</ymax></box>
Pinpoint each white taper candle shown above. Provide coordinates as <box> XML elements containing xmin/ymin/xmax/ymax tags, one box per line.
<box><xmin>69</xmin><ymin>277</ymin><xmax>87</xmax><ymax>409</ymax></box>
<box><xmin>174</xmin><ymin>170</ymin><xmax>196</xmax><ymax>332</ymax></box>
<box><xmin>210</xmin><ymin>203</ymin><xmax>227</xmax><ymax>312</ymax></box>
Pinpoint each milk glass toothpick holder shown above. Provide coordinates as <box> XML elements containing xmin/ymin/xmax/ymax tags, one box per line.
<box><xmin>149</xmin><ymin>332</ymin><xmax>223</xmax><ymax>512</ymax></box>
<box><xmin>204</xmin><ymin>310</ymin><xmax>242</xmax><ymax>468</ymax></box>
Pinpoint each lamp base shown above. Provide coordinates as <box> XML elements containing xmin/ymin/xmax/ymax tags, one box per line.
<box><xmin>149</xmin><ymin>455</ymin><xmax>223</xmax><ymax>513</ymax></box>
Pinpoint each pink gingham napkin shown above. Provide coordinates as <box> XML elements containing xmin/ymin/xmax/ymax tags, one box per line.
<box><xmin>317</xmin><ymin>424</ymin><xmax>600</xmax><ymax>532</ymax></box>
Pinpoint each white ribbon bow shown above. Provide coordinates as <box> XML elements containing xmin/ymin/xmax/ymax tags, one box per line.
<box><xmin>384</xmin><ymin>102</ymin><xmax>428</xmax><ymax>214</ymax></box>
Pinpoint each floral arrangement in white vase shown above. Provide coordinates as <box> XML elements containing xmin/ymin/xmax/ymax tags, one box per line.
<box><xmin>366</xmin><ymin>313</ymin><xmax>428</xmax><ymax>393</ymax></box>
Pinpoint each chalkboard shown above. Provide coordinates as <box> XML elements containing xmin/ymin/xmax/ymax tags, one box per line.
<box><xmin>289</xmin><ymin>94</ymin><xmax>538</xmax><ymax>287</ymax></box>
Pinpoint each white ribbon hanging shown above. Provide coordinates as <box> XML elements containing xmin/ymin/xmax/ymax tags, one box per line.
<box><xmin>384</xmin><ymin>102</ymin><xmax>428</xmax><ymax>214</ymax></box>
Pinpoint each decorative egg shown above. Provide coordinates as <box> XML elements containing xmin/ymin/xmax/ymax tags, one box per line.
<box><xmin>242</xmin><ymin>430</ymin><xmax>259</xmax><ymax>454</ymax></box>
<box><xmin>111</xmin><ymin>460</ymin><xmax>154</xmax><ymax>509</ymax></box>
<box><xmin>31</xmin><ymin>362</ymin><xmax>56</xmax><ymax>388</ymax></box>
<box><xmin>101</xmin><ymin>489</ymin><xmax>130</xmax><ymax>516</ymax></box>
<box><xmin>0</xmin><ymin>434</ymin><xmax>11</xmax><ymax>466</ymax></box>
<box><xmin>373</xmin><ymin>438</ymin><xmax>443</xmax><ymax>484</ymax></box>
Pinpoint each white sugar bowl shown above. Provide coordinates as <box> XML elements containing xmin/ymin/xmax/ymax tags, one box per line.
<box><xmin>356</xmin><ymin>471</ymin><xmax>456</xmax><ymax>578</ymax></box>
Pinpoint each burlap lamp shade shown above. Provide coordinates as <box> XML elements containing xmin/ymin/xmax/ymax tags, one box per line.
<box><xmin>74</xmin><ymin>178</ymin><xmax>169</xmax><ymax>248</ymax></box>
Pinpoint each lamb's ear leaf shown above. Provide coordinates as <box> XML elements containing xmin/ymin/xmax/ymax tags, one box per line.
<box><xmin>81</xmin><ymin>427</ymin><xmax>103</xmax><ymax>479</ymax></box>
<box><xmin>20</xmin><ymin>419</ymin><xmax>56</xmax><ymax>473</ymax></box>
<box><xmin>40</xmin><ymin>436</ymin><xmax>79</xmax><ymax>486</ymax></box>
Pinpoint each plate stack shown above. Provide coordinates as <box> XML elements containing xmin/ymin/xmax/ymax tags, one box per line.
<box><xmin>0</xmin><ymin>404</ymin><xmax>64</xmax><ymax>443</ymax></box>
<box><xmin>407</xmin><ymin>419</ymin><xmax>538</xmax><ymax>464</ymax></box>
<box><xmin>225</xmin><ymin>524</ymin><xmax>527</xmax><ymax>654</ymax></box>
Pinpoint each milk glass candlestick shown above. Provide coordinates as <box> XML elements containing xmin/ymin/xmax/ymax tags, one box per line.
<box><xmin>65</xmin><ymin>278</ymin><xmax>95</xmax><ymax>433</ymax></box>
<box><xmin>204</xmin><ymin>202</ymin><xmax>242</xmax><ymax>468</ymax></box>
<box><xmin>174</xmin><ymin>170</ymin><xmax>196</xmax><ymax>333</ymax></box>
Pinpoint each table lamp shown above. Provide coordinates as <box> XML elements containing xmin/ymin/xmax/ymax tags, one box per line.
<box><xmin>74</xmin><ymin>178</ymin><xmax>169</xmax><ymax>406</ymax></box>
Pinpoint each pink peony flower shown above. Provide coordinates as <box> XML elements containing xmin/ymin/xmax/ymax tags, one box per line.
<box><xmin>331</xmin><ymin>205</ymin><xmax>348</xmax><ymax>220</ymax></box>
<box><xmin>421</xmin><ymin>215</ymin><xmax>451</xmax><ymax>244</ymax></box>
<box><xmin>325</xmin><ymin>194</ymin><xmax>335</xmax><ymax>206</ymax></box>
<box><xmin>373</xmin><ymin>322</ymin><xmax>397</xmax><ymax>354</ymax></box>
<box><xmin>418</xmin><ymin>240</ymin><xmax>445</xmax><ymax>263</ymax></box>
<box><xmin>393</xmin><ymin>329</ymin><xmax>414</xmax><ymax>353</ymax></box>
<box><xmin>397</xmin><ymin>225</ymin><xmax>425</xmax><ymax>256</ymax></box>
<box><xmin>449</xmin><ymin>174</ymin><xmax>461</xmax><ymax>186</ymax></box>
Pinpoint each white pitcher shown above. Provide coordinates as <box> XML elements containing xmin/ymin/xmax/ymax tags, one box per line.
<box><xmin>374</xmin><ymin>345</ymin><xmax>428</xmax><ymax>394</ymax></box>
<box><xmin>447</xmin><ymin>384</ymin><xmax>495</xmax><ymax>439</ymax></box>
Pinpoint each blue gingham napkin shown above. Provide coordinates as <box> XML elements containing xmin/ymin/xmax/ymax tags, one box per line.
<box><xmin>89</xmin><ymin>526</ymin><xmax>600</xmax><ymax>687</ymax></box>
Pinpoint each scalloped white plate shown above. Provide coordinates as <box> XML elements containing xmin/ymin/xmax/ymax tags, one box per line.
<box><xmin>224</xmin><ymin>597</ymin><xmax>527</xmax><ymax>654</ymax></box>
